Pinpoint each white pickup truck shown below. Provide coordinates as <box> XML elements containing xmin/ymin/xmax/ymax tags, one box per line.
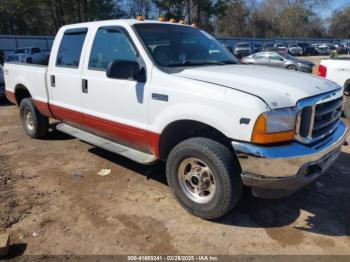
<box><xmin>4</xmin><ymin>20</ymin><xmax>348</xmax><ymax>219</ymax></box>
<box><xmin>318</xmin><ymin>58</ymin><xmax>350</xmax><ymax>119</ymax></box>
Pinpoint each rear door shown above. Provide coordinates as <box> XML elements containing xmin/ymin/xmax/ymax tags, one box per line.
<box><xmin>47</xmin><ymin>28</ymin><xmax>89</xmax><ymax>126</ymax></box>
<box><xmin>254</xmin><ymin>52</ymin><xmax>269</xmax><ymax>66</ymax></box>
<box><xmin>80</xmin><ymin>26</ymin><xmax>151</xmax><ymax>153</ymax></box>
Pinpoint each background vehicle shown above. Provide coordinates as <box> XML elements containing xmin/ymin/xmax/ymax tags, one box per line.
<box><xmin>316</xmin><ymin>44</ymin><xmax>331</xmax><ymax>56</ymax></box>
<box><xmin>274</xmin><ymin>43</ymin><xmax>288</xmax><ymax>52</ymax></box>
<box><xmin>6</xmin><ymin>47</ymin><xmax>48</xmax><ymax>64</ymax></box>
<box><xmin>297</xmin><ymin>42</ymin><xmax>318</xmax><ymax>56</ymax></box>
<box><xmin>288</xmin><ymin>44</ymin><xmax>303</xmax><ymax>56</ymax></box>
<box><xmin>252</xmin><ymin>44</ymin><xmax>262</xmax><ymax>53</ymax></box>
<box><xmin>262</xmin><ymin>43</ymin><xmax>278</xmax><ymax>51</ymax></box>
<box><xmin>4</xmin><ymin>20</ymin><xmax>347</xmax><ymax>220</ymax></box>
<box><xmin>318</xmin><ymin>58</ymin><xmax>350</xmax><ymax>119</ymax></box>
<box><xmin>336</xmin><ymin>44</ymin><xmax>349</xmax><ymax>55</ymax></box>
<box><xmin>233</xmin><ymin>42</ymin><xmax>252</xmax><ymax>58</ymax></box>
<box><xmin>0</xmin><ymin>51</ymin><xmax>4</xmax><ymax>65</ymax></box>
<box><xmin>0</xmin><ymin>64</ymin><xmax>4</xmax><ymax>97</ymax></box>
<box><xmin>241</xmin><ymin>51</ymin><xmax>314</xmax><ymax>73</ymax></box>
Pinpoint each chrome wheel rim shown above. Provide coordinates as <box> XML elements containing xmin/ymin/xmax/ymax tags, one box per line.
<box><xmin>178</xmin><ymin>157</ymin><xmax>216</xmax><ymax>204</ymax></box>
<box><xmin>24</xmin><ymin>107</ymin><xmax>34</xmax><ymax>131</ymax></box>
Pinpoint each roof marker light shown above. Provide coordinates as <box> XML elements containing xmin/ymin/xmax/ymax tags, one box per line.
<box><xmin>169</xmin><ymin>18</ymin><xmax>176</xmax><ymax>23</ymax></box>
<box><xmin>136</xmin><ymin>16</ymin><xmax>145</xmax><ymax>21</ymax></box>
<box><xmin>178</xmin><ymin>20</ymin><xmax>185</xmax><ymax>24</ymax></box>
<box><xmin>159</xmin><ymin>16</ymin><xmax>165</xmax><ymax>22</ymax></box>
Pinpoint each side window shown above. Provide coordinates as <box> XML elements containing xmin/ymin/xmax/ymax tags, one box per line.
<box><xmin>89</xmin><ymin>27</ymin><xmax>138</xmax><ymax>71</ymax></box>
<box><xmin>32</xmin><ymin>48</ymin><xmax>41</xmax><ymax>53</ymax></box>
<box><xmin>255</xmin><ymin>53</ymin><xmax>267</xmax><ymax>60</ymax></box>
<box><xmin>268</xmin><ymin>53</ymin><xmax>282</xmax><ymax>61</ymax></box>
<box><xmin>56</xmin><ymin>28</ymin><xmax>87</xmax><ymax>68</ymax></box>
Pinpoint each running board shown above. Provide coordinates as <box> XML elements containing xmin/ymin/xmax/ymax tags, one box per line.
<box><xmin>56</xmin><ymin>123</ymin><xmax>157</xmax><ymax>165</ymax></box>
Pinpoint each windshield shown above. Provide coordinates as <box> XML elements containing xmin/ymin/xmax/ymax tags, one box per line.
<box><xmin>14</xmin><ymin>48</ymin><xmax>29</xmax><ymax>54</ymax></box>
<box><xmin>134</xmin><ymin>24</ymin><xmax>238</xmax><ymax>67</ymax></box>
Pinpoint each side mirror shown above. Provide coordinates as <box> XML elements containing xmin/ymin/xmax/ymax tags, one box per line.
<box><xmin>106</xmin><ymin>60</ymin><xmax>146</xmax><ymax>82</ymax></box>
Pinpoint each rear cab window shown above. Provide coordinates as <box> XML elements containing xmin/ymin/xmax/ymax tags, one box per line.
<box><xmin>56</xmin><ymin>28</ymin><xmax>88</xmax><ymax>68</ymax></box>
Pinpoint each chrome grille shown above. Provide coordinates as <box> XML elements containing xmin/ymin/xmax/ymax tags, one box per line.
<box><xmin>295</xmin><ymin>89</ymin><xmax>343</xmax><ymax>144</ymax></box>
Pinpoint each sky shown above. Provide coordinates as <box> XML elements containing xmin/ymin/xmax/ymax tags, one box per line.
<box><xmin>319</xmin><ymin>0</ymin><xmax>349</xmax><ymax>18</ymax></box>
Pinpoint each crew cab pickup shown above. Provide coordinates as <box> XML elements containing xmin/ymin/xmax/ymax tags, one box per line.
<box><xmin>319</xmin><ymin>58</ymin><xmax>350</xmax><ymax>119</ymax></box>
<box><xmin>4</xmin><ymin>20</ymin><xmax>348</xmax><ymax>220</ymax></box>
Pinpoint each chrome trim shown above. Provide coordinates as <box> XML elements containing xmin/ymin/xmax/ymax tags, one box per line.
<box><xmin>232</xmin><ymin>120</ymin><xmax>348</xmax><ymax>178</ymax></box>
<box><xmin>308</xmin><ymin>106</ymin><xmax>316</xmax><ymax>138</ymax></box>
<box><xmin>295</xmin><ymin>88</ymin><xmax>343</xmax><ymax>144</ymax></box>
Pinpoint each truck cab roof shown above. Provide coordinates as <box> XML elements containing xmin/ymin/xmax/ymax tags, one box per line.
<box><xmin>59</xmin><ymin>19</ymin><xmax>192</xmax><ymax>30</ymax></box>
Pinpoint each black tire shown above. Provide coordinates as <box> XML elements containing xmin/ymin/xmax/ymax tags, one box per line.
<box><xmin>286</xmin><ymin>64</ymin><xmax>297</xmax><ymax>71</ymax></box>
<box><xmin>19</xmin><ymin>98</ymin><xmax>49</xmax><ymax>138</ymax></box>
<box><xmin>344</xmin><ymin>96</ymin><xmax>350</xmax><ymax>120</ymax></box>
<box><xmin>166</xmin><ymin>137</ymin><xmax>243</xmax><ymax>220</ymax></box>
<box><xmin>26</xmin><ymin>57</ymin><xmax>33</xmax><ymax>64</ymax></box>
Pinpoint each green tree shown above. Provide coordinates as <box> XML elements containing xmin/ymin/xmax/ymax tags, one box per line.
<box><xmin>329</xmin><ymin>6</ymin><xmax>350</xmax><ymax>38</ymax></box>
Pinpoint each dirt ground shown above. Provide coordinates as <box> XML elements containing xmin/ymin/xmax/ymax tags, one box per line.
<box><xmin>1</xmin><ymin>94</ymin><xmax>350</xmax><ymax>257</ymax></box>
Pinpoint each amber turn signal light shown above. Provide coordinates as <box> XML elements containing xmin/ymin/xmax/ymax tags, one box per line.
<box><xmin>251</xmin><ymin>114</ymin><xmax>295</xmax><ymax>144</ymax></box>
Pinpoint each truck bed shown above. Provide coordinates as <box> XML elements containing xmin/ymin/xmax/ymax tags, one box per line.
<box><xmin>4</xmin><ymin>62</ymin><xmax>49</xmax><ymax>105</ymax></box>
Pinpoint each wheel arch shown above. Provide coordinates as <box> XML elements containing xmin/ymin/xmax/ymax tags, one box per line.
<box><xmin>14</xmin><ymin>84</ymin><xmax>32</xmax><ymax>106</ymax></box>
<box><xmin>158</xmin><ymin>119</ymin><xmax>235</xmax><ymax>161</ymax></box>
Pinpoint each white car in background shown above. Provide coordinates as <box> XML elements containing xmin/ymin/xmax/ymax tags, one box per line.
<box><xmin>6</xmin><ymin>47</ymin><xmax>48</xmax><ymax>64</ymax></box>
<box><xmin>319</xmin><ymin>58</ymin><xmax>350</xmax><ymax>119</ymax></box>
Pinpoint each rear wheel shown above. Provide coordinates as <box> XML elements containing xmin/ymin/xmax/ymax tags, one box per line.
<box><xmin>20</xmin><ymin>98</ymin><xmax>49</xmax><ymax>138</ymax></box>
<box><xmin>166</xmin><ymin>137</ymin><xmax>243</xmax><ymax>220</ymax></box>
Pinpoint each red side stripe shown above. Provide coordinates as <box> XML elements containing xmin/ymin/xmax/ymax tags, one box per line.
<box><xmin>47</xmin><ymin>103</ymin><xmax>160</xmax><ymax>158</ymax></box>
<box><xmin>5</xmin><ymin>91</ymin><xmax>16</xmax><ymax>104</ymax></box>
<box><xmin>5</xmin><ymin>90</ymin><xmax>160</xmax><ymax>158</ymax></box>
<box><xmin>33</xmin><ymin>100</ymin><xmax>54</xmax><ymax>118</ymax></box>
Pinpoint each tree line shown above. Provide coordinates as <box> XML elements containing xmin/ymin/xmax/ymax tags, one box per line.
<box><xmin>0</xmin><ymin>0</ymin><xmax>349</xmax><ymax>38</ymax></box>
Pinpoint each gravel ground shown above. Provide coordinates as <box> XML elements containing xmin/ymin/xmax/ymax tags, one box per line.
<box><xmin>0</xmin><ymin>93</ymin><xmax>350</xmax><ymax>257</ymax></box>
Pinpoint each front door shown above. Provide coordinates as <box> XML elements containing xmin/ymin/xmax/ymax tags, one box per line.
<box><xmin>80</xmin><ymin>26</ymin><xmax>151</xmax><ymax>153</ymax></box>
<box><xmin>267</xmin><ymin>53</ymin><xmax>285</xmax><ymax>68</ymax></box>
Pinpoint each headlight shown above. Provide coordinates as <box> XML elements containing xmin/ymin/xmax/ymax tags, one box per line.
<box><xmin>251</xmin><ymin>108</ymin><xmax>297</xmax><ymax>144</ymax></box>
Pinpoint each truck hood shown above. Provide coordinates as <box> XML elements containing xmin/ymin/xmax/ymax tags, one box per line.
<box><xmin>172</xmin><ymin>65</ymin><xmax>340</xmax><ymax>109</ymax></box>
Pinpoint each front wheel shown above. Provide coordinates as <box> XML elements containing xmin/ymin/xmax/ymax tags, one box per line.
<box><xmin>286</xmin><ymin>65</ymin><xmax>297</xmax><ymax>71</ymax></box>
<box><xmin>20</xmin><ymin>98</ymin><xmax>49</xmax><ymax>138</ymax></box>
<box><xmin>166</xmin><ymin>138</ymin><xmax>243</xmax><ymax>220</ymax></box>
<box><xmin>343</xmin><ymin>96</ymin><xmax>350</xmax><ymax>120</ymax></box>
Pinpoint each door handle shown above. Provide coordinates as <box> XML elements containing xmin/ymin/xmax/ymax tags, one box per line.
<box><xmin>82</xmin><ymin>79</ymin><xmax>88</xmax><ymax>93</ymax></box>
<box><xmin>51</xmin><ymin>75</ymin><xmax>55</xmax><ymax>87</ymax></box>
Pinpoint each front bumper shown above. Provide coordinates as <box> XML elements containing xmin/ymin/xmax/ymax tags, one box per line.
<box><xmin>232</xmin><ymin>121</ymin><xmax>348</xmax><ymax>198</ymax></box>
